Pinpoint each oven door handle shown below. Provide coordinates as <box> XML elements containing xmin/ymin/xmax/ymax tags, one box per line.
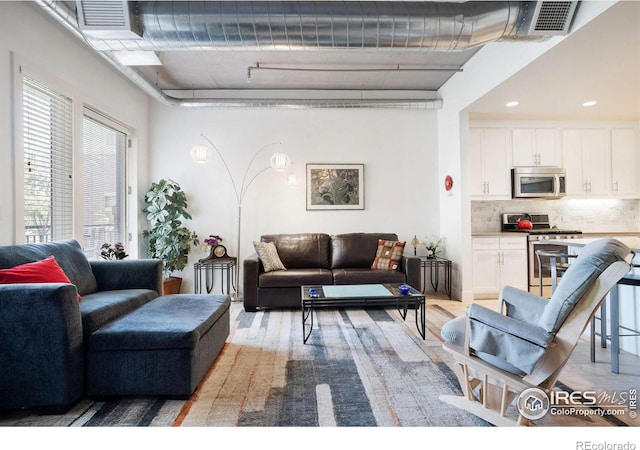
<box><xmin>554</xmin><ymin>174</ymin><xmax>561</xmax><ymax>196</ymax></box>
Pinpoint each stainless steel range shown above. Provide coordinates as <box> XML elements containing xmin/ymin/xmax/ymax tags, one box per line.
<box><xmin>502</xmin><ymin>213</ymin><xmax>582</xmax><ymax>295</ymax></box>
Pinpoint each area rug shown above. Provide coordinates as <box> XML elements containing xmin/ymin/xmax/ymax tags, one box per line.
<box><xmin>0</xmin><ymin>303</ymin><xmax>626</xmax><ymax>428</ymax></box>
<box><xmin>175</xmin><ymin>305</ymin><xmax>487</xmax><ymax>427</ymax></box>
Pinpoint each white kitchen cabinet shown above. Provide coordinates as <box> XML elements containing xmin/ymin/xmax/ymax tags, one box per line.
<box><xmin>611</xmin><ymin>128</ymin><xmax>638</xmax><ymax>196</ymax></box>
<box><xmin>512</xmin><ymin>128</ymin><xmax>560</xmax><ymax>167</ymax></box>
<box><xmin>562</xmin><ymin>128</ymin><xmax>611</xmax><ymax>196</ymax></box>
<box><xmin>472</xmin><ymin>236</ymin><xmax>527</xmax><ymax>299</ymax></box>
<box><xmin>470</xmin><ymin>128</ymin><xmax>511</xmax><ymax>199</ymax></box>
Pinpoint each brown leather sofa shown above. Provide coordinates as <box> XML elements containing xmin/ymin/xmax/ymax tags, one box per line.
<box><xmin>243</xmin><ymin>232</ymin><xmax>421</xmax><ymax>312</ymax></box>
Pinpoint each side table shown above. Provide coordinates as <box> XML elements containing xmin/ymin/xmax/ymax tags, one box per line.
<box><xmin>194</xmin><ymin>257</ymin><xmax>237</xmax><ymax>295</ymax></box>
<box><xmin>419</xmin><ymin>256</ymin><xmax>452</xmax><ymax>299</ymax></box>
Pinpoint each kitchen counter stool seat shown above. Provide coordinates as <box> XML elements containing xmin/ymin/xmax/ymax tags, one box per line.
<box><xmin>535</xmin><ymin>249</ymin><xmax>572</xmax><ymax>295</ymax></box>
<box><xmin>539</xmin><ymin>249</ymin><xmax>640</xmax><ymax>374</ymax></box>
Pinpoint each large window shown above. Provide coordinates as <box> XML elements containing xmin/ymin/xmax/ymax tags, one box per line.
<box><xmin>23</xmin><ymin>76</ymin><xmax>73</xmax><ymax>244</ymax></box>
<box><xmin>22</xmin><ymin>76</ymin><xmax>129</xmax><ymax>256</ymax></box>
<box><xmin>82</xmin><ymin>110</ymin><xmax>127</xmax><ymax>259</ymax></box>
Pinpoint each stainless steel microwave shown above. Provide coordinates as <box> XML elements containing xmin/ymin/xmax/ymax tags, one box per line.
<box><xmin>512</xmin><ymin>167</ymin><xmax>566</xmax><ymax>198</ymax></box>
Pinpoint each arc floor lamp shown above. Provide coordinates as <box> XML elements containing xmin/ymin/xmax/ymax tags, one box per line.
<box><xmin>191</xmin><ymin>134</ymin><xmax>291</xmax><ymax>299</ymax></box>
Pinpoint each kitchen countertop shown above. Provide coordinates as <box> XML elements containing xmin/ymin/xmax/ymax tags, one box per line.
<box><xmin>545</xmin><ymin>236</ymin><xmax>640</xmax><ymax>252</ymax></box>
<box><xmin>472</xmin><ymin>231</ymin><xmax>640</xmax><ymax>238</ymax></box>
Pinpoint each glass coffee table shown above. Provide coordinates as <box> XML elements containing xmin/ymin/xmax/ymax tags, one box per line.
<box><xmin>300</xmin><ymin>283</ymin><xmax>425</xmax><ymax>344</ymax></box>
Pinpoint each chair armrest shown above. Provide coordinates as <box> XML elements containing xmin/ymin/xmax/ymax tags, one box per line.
<box><xmin>0</xmin><ymin>283</ymin><xmax>84</xmax><ymax>408</ymax></box>
<box><xmin>468</xmin><ymin>303</ymin><xmax>553</xmax><ymax>348</ymax></box>
<box><xmin>90</xmin><ymin>259</ymin><xmax>163</xmax><ymax>295</ymax></box>
<box><xmin>499</xmin><ymin>285</ymin><xmax>548</xmax><ymax>322</ymax></box>
<box><xmin>243</xmin><ymin>254</ymin><xmax>261</xmax><ymax>312</ymax></box>
<box><xmin>402</xmin><ymin>255</ymin><xmax>421</xmax><ymax>289</ymax></box>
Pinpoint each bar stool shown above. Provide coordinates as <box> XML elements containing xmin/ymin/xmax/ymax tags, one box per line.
<box><xmin>536</xmin><ymin>249</ymin><xmax>606</xmax><ymax>362</ymax></box>
<box><xmin>539</xmin><ymin>249</ymin><xmax>640</xmax><ymax>373</ymax></box>
<box><xmin>605</xmin><ymin>270</ymin><xmax>640</xmax><ymax>373</ymax></box>
<box><xmin>535</xmin><ymin>249</ymin><xmax>572</xmax><ymax>296</ymax></box>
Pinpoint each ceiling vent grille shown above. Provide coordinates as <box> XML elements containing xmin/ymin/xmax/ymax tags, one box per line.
<box><xmin>530</xmin><ymin>1</ymin><xmax>579</xmax><ymax>35</ymax></box>
<box><xmin>76</xmin><ymin>0</ymin><xmax>141</xmax><ymax>39</ymax></box>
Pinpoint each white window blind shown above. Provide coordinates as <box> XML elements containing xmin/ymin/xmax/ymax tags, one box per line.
<box><xmin>82</xmin><ymin>112</ymin><xmax>127</xmax><ymax>258</ymax></box>
<box><xmin>23</xmin><ymin>76</ymin><xmax>73</xmax><ymax>244</ymax></box>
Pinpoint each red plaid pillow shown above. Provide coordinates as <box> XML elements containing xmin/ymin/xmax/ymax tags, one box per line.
<box><xmin>371</xmin><ymin>240</ymin><xmax>405</xmax><ymax>271</ymax></box>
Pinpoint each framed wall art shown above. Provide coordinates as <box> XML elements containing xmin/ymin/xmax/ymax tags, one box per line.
<box><xmin>306</xmin><ymin>163</ymin><xmax>364</xmax><ymax>210</ymax></box>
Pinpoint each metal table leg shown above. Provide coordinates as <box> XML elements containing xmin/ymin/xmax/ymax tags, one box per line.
<box><xmin>302</xmin><ymin>300</ymin><xmax>314</xmax><ymax>344</ymax></box>
<box><xmin>610</xmin><ymin>286</ymin><xmax>620</xmax><ymax>374</ymax></box>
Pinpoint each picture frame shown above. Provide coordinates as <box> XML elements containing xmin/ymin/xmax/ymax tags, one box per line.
<box><xmin>306</xmin><ymin>163</ymin><xmax>364</xmax><ymax>210</ymax></box>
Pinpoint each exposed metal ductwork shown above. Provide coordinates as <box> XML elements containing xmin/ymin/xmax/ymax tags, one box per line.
<box><xmin>37</xmin><ymin>1</ymin><xmax>579</xmax><ymax>108</ymax></box>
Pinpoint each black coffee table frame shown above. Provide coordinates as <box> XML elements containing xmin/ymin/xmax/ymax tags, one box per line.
<box><xmin>300</xmin><ymin>283</ymin><xmax>425</xmax><ymax>344</ymax></box>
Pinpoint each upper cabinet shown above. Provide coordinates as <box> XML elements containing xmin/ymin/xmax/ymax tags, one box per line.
<box><xmin>470</xmin><ymin>128</ymin><xmax>511</xmax><ymax>200</ymax></box>
<box><xmin>611</xmin><ymin>128</ymin><xmax>638</xmax><ymax>196</ymax></box>
<box><xmin>512</xmin><ymin>128</ymin><xmax>561</xmax><ymax>167</ymax></box>
<box><xmin>470</xmin><ymin>121</ymin><xmax>640</xmax><ymax>200</ymax></box>
<box><xmin>562</xmin><ymin>129</ymin><xmax>611</xmax><ymax>196</ymax></box>
<box><xmin>562</xmin><ymin>127</ymin><xmax>638</xmax><ymax>198</ymax></box>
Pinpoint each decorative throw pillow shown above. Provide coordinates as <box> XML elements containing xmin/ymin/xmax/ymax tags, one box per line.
<box><xmin>0</xmin><ymin>255</ymin><xmax>81</xmax><ymax>300</ymax></box>
<box><xmin>253</xmin><ymin>241</ymin><xmax>287</xmax><ymax>272</ymax></box>
<box><xmin>371</xmin><ymin>240</ymin><xmax>406</xmax><ymax>271</ymax></box>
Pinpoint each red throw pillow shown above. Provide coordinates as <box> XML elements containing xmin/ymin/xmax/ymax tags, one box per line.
<box><xmin>0</xmin><ymin>256</ymin><xmax>81</xmax><ymax>301</ymax></box>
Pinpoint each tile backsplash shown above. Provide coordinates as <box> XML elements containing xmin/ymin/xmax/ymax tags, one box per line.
<box><xmin>471</xmin><ymin>198</ymin><xmax>640</xmax><ymax>233</ymax></box>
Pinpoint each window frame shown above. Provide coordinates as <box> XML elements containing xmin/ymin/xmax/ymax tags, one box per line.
<box><xmin>19</xmin><ymin>71</ymin><xmax>75</xmax><ymax>244</ymax></box>
<box><xmin>81</xmin><ymin>106</ymin><xmax>130</xmax><ymax>258</ymax></box>
<box><xmin>14</xmin><ymin>60</ymin><xmax>133</xmax><ymax>251</ymax></box>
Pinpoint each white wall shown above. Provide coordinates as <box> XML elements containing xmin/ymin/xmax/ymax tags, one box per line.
<box><xmin>436</xmin><ymin>1</ymin><xmax>616</xmax><ymax>301</ymax></box>
<box><xmin>0</xmin><ymin>2</ymin><xmax>150</xmax><ymax>251</ymax></box>
<box><xmin>149</xmin><ymin>105</ymin><xmax>439</xmax><ymax>293</ymax></box>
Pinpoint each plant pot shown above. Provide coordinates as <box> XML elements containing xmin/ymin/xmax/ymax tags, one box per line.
<box><xmin>162</xmin><ymin>277</ymin><xmax>182</xmax><ymax>295</ymax></box>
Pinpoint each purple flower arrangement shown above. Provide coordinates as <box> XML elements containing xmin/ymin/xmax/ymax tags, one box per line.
<box><xmin>204</xmin><ymin>234</ymin><xmax>222</xmax><ymax>251</ymax></box>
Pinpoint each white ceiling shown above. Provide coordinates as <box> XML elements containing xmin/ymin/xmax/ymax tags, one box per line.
<box><xmin>468</xmin><ymin>1</ymin><xmax>640</xmax><ymax>121</ymax></box>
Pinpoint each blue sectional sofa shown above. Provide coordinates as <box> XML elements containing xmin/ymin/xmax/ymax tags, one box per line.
<box><xmin>0</xmin><ymin>239</ymin><xmax>229</xmax><ymax>412</ymax></box>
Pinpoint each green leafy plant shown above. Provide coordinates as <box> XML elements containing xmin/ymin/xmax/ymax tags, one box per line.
<box><xmin>142</xmin><ymin>179</ymin><xmax>199</xmax><ymax>279</ymax></box>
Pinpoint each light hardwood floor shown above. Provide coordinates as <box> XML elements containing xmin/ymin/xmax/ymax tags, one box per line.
<box><xmin>428</xmin><ymin>293</ymin><xmax>640</xmax><ymax>426</ymax></box>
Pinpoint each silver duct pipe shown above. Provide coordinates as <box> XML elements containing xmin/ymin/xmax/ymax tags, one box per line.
<box><xmin>36</xmin><ymin>1</ymin><xmax>555</xmax><ymax>108</ymax></box>
<box><xmin>93</xmin><ymin>1</ymin><xmax>539</xmax><ymax>53</ymax></box>
<box><xmin>36</xmin><ymin>0</ymin><xmax>446</xmax><ymax>108</ymax></box>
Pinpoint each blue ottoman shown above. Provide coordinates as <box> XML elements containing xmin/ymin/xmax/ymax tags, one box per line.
<box><xmin>86</xmin><ymin>294</ymin><xmax>230</xmax><ymax>398</ymax></box>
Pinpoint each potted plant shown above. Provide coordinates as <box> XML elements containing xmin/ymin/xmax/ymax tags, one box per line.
<box><xmin>142</xmin><ymin>179</ymin><xmax>199</xmax><ymax>294</ymax></box>
<box><xmin>423</xmin><ymin>235</ymin><xmax>443</xmax><ymax>258</ymax></box>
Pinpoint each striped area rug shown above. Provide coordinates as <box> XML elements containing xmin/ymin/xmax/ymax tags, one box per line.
<box><xmin>176</xmin><ymin>304</ymin><xmax>488</xmax><ymax>427</ymax></box>
<box><xmin>1</xmin><ymin>302</ymin><xmax>624</xmax><ymax>428</ymax></box>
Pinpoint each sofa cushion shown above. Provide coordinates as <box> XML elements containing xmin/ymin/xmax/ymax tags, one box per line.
<box><xmin>261</xmin><ymin>233</ymin><xmax>331</xmax><ymax>269</ymax></box>
<box><xmin>79</xmin><ymin>289</ymin><xmax>158</xmax><ymax>340</ymax></box>
<box><xmin>0</xmin><ymin>256</ymin><xmax>81</xmax><ymax>301</ymax></box>
<box><xmin>259</xmin><ymin>268</ymin><xmax>333</xmax><ymax>288</ymax></box>
<box><xmin>371</xmin><ymin>240</ymin><xmax>406</xmax><ymax>271</ymax></box>
<box><xmin>89</xmin><ymin>294</ymin><xmax>230</xmax><ymax>351</ymax></box>
<box><xmin>0</xmin><ymin>239</ymin><xmax>97</xmax><ymax>296</ymax></box>
<box><xmin>332</xmin><ymin>268</ymin><xmax>407</xmax><ymax>285</ymax></box>
<box><xmin>330</xmin><ymin>233</ymin><xmax>399</xmax><ymax>269</ymax></box>
<box><xmin>253</xmin><ymin>241</ymin><xmax>287</xmax><ymax>272</ymax></box>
